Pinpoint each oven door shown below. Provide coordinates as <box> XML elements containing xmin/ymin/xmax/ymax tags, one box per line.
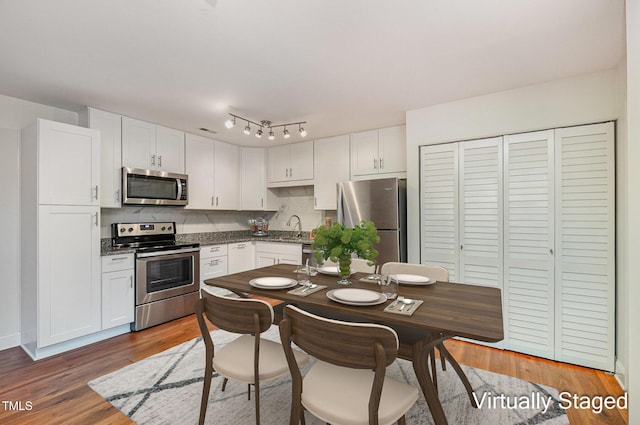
<box><xmin>136</xmin><ymin>248</ymin><xmax>200</xmax><ymax>304</ymax></box>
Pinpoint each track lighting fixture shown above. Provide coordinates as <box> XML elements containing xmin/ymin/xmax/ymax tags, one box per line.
<box><xmin>225</xmin><ymin>113</ymin><xmax>307</xmax><ymax>141</ymax></box>
<box><xmin>224</xmin><ymin>116</ymin><xmax>236</xmax><ymax>129</ymax></box>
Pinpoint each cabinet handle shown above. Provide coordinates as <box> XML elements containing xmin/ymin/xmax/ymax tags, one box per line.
<box><xmin>158</xmin><ymin>155</ymin><xmax>162</xmax><ymax>167</ymax></box>
<box><xmin>216</xmin><ymin>196</ymin><xmax>219</xmax><ymax>206</ymax></box>
<box><xmin>94</xmin><ymin>213</ymin><xmax>99</xmax><ymax>227</ymax></box>
<box><xmin>130</xmin><ymin>275</ymin><xmax>133</xmax><ymax>288</ymax></box>
<box><xmin>550</xmin><ymin>248</ymin><xmax>554</xmax><ymax>255</ymax></box>
<box><xmin>460</xmin><ymin>244</ymin><xmax>463</xmax><ymax>250</ymax></box>
<box><xmin>285</xmin><ymin>168</ymin><xmax>289</xmax><ymax>178</ymax></box>
<box><xmin>261</xmin><ymin>198</ymin><xmax>264</xmax><ymax>207</ymax></box>
<box><xmin>237</xmin><ymin>243</ymin><xmax>246</xmax><ymax>249</ymax></box>
<box><xmin>374</xmin><ymin>158</ymin><xmax>378</xmax><ymax>169</ymax></box>
<box><xmin>380</xmin><ymin>158</ymin><xmax>384</xmax><ymax>169</ymax></box>
<box><xmin>314</xmin><ymin>197</ymin><xmax>317</xmax><ymax>207</ymax></box>
<box><xmin>94</xmin><ymin>185</ymin><xmax>99</xmax><ymax>200</ymax></box>
<box><xmin>289</xmin><ymin>167</ymin><xmax>293</xmax><ymax>177</ymax></box>
<box><xmin>151</xmin><ymin>154</ymin><xmax>156</xmax><ymax>166</ymax></box>
<box><xmin>116</xmin><ymin>189</ymin><xmax>120</xmax><ymax>202</ymax></box>
<box><xmin>110</xmin><ymin>256</ymin><xmax>129</xmax><ymax>261</ymax></box>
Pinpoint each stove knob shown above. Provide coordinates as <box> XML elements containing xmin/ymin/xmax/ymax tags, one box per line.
<box><xmin>161</xmin><ymin>226</ymin><xmax>166</xmax><ymax>231</ymax></box>
<box><xmin>119</xmin><ymin>227</ymin><xmax>125</xmax><ymax>233</ymax></box>
<box><xmin>128</xmin><ymin>227</ymin><xmax>134</xmax><ymax>233</ymax></box>
<box><xmin>168</xmin><ymin>225</ymin><xmax>173</xmax><ymax>231</ymax></box>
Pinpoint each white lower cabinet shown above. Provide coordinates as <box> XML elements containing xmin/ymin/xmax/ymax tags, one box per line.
<box><xmin>228</xmin><ymin>242</ymin><xmax>256</xmax><ymax>274</ymax></box>
<box><xmin>101</xmin><ymin>254</ymin><xmax>134</xmax><ymax>329</ymax></box>
<box><xmin>200</xmin><ymin>244</ymin><xmax>228</xmax><ymax>295</ymax></box>
<box><xmin>255</xmin><ymin>242</ymin><xmax>302</xmax><ymax>267</ymax></box>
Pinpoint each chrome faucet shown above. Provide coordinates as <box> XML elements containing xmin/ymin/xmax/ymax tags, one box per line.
<box><xmin>287</xmin><ymin>214</ymin><xmax>302</xmax><ymax>238</ymax></box>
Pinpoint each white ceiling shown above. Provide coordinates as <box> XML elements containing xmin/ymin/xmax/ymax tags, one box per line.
<box><xmin>0</xmin><ymin>0</ymin><xmax>625</xmax><ymax>146</ymax></box>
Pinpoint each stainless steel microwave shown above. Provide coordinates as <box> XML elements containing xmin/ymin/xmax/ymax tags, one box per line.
<box><xmin>122</xmin><ymin>167</ymin><xmax>188</xmax><ymax>206</ymax></box>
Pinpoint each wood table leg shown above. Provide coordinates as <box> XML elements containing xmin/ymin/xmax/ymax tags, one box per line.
<box><xmin>412</xmin><ymin>335</ymin><xmax>451</xmax><ymax>425</ymax></box>
<box><xmin>437</xmin><ymin>342</ymin><xmax>478</xmax><ymax>407</ymax></box>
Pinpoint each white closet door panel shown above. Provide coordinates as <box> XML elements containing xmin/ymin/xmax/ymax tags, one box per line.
<box><xmin>420</xmin><ymin>144</ymin><xmax>459</xmax><ymax>281</ymax></box>
<box><xmin>503</xmin><ymin>130</ymin><xmax>555</xmax><ymax>359</ymax></box>
<box><xmin>554</xmin><ymin>122</ymin><xmax>614</xmax><ymax>371</ymax></box>
<box><xmin>459</xmin><ymin>137</ymin><xmax>502</xmax><ymax>289</ymax></box>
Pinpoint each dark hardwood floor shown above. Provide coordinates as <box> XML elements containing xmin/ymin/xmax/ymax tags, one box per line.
<box><xmin>0</xmin><ymin>312</ymin><xmax>628</xmax><ymax>425</ymax></box>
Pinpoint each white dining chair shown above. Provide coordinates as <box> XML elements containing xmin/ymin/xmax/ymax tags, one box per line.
<box><xmin>195</xmin><ymin>288</ymin><xmax>309</xmax><ymax>425</ymax></box>
<box><xmin>279</xmin><ymin>305</ymin><xmax>419</xmax><ymax>425</ymax></box>
<box><xmin>380</xmin><ymin>262</ymin><xmax>454</xmax><ymax>393</ymax></box>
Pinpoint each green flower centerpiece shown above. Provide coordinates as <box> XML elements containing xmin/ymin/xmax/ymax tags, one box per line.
<box><xmin>312</xmin><ymin>220</ymin><xmax>380</xmax><ymax>285</ymax></box>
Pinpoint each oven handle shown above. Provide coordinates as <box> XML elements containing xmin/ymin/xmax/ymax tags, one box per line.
<box><xmin>136</xmin><ymin>247</ymin><xmax>200</xmax><ymax>258</ymax></box>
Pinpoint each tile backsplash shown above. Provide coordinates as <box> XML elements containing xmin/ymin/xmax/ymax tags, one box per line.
<box><xmin>100</xmin><ymin>186</ymin><xmax>337</xmax><ymax>238</ymax></box>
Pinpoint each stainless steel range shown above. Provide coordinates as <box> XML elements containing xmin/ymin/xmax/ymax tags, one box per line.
<box><xmin>112</xmin><ymin>222</ymin><xmax>200</xmax><ymax>331</ymax></box>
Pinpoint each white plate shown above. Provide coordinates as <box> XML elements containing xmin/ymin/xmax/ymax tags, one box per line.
<box><xmin>318</xmin><ymin>266</ymin><xmax>353</xmax><ymax>276</ymax></box>
<box><xmin>326</xmin><ymin>289</ymin><xmax>387</xmax><ymax>306</ymax></box>
<box><xmin>249</xmin><ymin>277</ymin><xmax>298</xmax><ymax>289</ymax></box>
<box><xmin>391</xmin><ymin>274</ymin><xmax>436</xmax><ymax>285</ymax></box>
<box><xmin>333</xmin><ymin>288</ymin><xmax>380</xmax><ymax>303</ymax></box>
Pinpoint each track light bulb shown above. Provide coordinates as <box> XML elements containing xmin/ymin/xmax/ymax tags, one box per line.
<box><xmin>299</xmin><ymin>126</ymin><xmax>307</xmax><ymax>137</ymax></box>
<box><xmin>283</xmin><ymin>128</ymin><xmax>290</xmax><ymax>139</ymax></box>
<box><xmin>244</xmin><ymin>123</ymin><xmax>251</xmax><ymax>135</ymax></box>
<box><xmin>225</xmin><ymin>117</ymin><xmax>236</xmax><ymax>129</ymax></box>
<box><xmin>256</xmin><ymin>128</ymin><xmax>263</xmax><ymax>138</ymax></box>
<box><xmin>268</xmin><ymin>130</ymin><xmax>275</xmax><ymax>140</ymax></box>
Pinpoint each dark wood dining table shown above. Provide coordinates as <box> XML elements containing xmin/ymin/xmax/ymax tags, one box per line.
<box><xmin>204</xmin><ymin>263</ymin><xmax>504</xmax><ymax>425</ymax></box>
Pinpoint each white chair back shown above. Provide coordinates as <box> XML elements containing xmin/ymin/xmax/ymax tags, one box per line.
<box><xmin>380</xmin><ymin>262</ymin><xmax>449</xmax><ymax>282</ymax></box>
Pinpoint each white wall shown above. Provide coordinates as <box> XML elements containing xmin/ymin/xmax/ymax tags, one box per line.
<box><xmin>0</xmin><ymin>95</ymin><xmax>78</xmax><ymax>351</ymax></box>
<box><xmin>625</xmin><ymin>0</ymin><xmax>640</xmax><ymax>421</ymax></box>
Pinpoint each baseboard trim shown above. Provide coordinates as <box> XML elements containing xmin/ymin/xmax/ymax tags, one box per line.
<box><xmin>0</xmin><ymin>332</ymin><xmax>21</xmax><ymax>351</ymax></box>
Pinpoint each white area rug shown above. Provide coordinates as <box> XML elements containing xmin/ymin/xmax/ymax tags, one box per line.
<box><xmin>89</xmin><ymin>326</ymin><xmax>569</xmax><ymax>425</ymax></box>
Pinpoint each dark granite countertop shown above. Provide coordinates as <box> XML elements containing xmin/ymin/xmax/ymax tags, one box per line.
<box><xmin>101</xmin><ymin>230</ymin><xmax>312</xmax><ymax>256</ymax></box>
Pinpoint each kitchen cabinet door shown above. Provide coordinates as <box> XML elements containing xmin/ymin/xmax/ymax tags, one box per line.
<box><xmin>350</xmin><ymin>129</ymin><xmax>379</xmax><ymax>176</ymax></box>
<box><xmin>289</xmin><ymin>140</ymin><xmax>314</xmax><ymax>181</ymax></box>
<box><xmin>185</xmin><ymin>133</ymin><xmax>215</xmax><ymax>210</ymax></box>
<box><xmin>378</xmin><ymin>125</ymin><xmax>406</xmax><ymax>174</ymax></box>
<box><xmin>122</xmin><ymin>117</ymin><xmax>156</xmax><ymax>170</ymax></box>
<box><xmin>101</xmin><ymin>254</ymin><xmax>134</xmax><ymax>329</ymax></box>
<box><xmin>228</xmin><ymin>242</ymin><xmax>255</xmax><ymax>273</ymax></box>
<box><xmin>241</xmin><ymin>147</ymin><xmax>267</xmax><ymax>210</ymax></box>
<box><xmin>36</xmin><ymin>119</ymin><xmax>100</xmax><ymax>206</ymax></box>
<box><xmin>38</xmin><ymin>205</ymin><xmax>101</xmax><ymax>347</ymax></box>
<box><xmin>156</xmin><ymin>125</ymin><xmax>185</xmax><ymax>174</ymax></box>
<box><xmin>79</xmin><ymin>108</ymin><xmax>122</xmax><ymax>208</ymax></box>
<box><xmin>314</xmin><ymin>135</ymin><xmax>350</xmax><ymax>210</ymax></box>
<box><xmin>213</xmin><ymin>141</ymin><xmax>239</xmax><ymax>210</ymax></box>
<box><xmin>267</xmin><ymin>144</ymin><xmax>290</xmax><ymax>183</ymax></box>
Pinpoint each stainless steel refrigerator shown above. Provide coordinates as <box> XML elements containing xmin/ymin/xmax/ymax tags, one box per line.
<box><xmin>337</xmin><ymin>178</ymin><xmax>407</xmax><ymax>265</ymax></box>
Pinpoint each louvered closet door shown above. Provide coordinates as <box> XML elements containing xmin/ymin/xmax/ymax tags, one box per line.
<box><xmin>503</xmin><ymin>130</ymin><xmax>555</xmax><ymax>359</ymax></box>
<box><xmin>459</xmin><ymin>137</ymin><xmax>503</xmax><ymax>289</ymax></box>
<box><xmin>420</xmin><ymin>144</ymin><xmax>459</xmax><ymax>281</ymax></box>
<box><xmin>554</xmin><ymin>122</ymin><xmax>615</xmax><ymax>371</ymax></box>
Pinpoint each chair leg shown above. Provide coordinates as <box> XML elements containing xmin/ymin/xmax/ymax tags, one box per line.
<box><xmin>429</xmin><ymin>348</ymin><xmax>438</xmax><ymax>393</ymax></box>
<box><xmin>254</xmin><ymin>383</ymin><xmax>260</xmax><ymax>425</ymax></box>
<box><xmin>248</xmin><ymin>383</ymin><xmax>251</xmax><ymax>400</ymax></box>
<box><xmin>438</xmin><ymin>343</ymin><xmax>447</xmax><ymax>371</ymax></box>
<box><xmin>221</xmin><ymin>377</ymin><xmax>229</xmax><ymax>392</ymax></box>
<box><xmin>199</xmin><ymin>359</ymin><xmax>214</xmax><ymax>425</ymax></box>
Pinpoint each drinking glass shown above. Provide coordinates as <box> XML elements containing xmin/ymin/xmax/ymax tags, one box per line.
<box><xmin>376</xmin><ymin>275</ymin><xmax>398</xmax><ymax>299</ymax></box>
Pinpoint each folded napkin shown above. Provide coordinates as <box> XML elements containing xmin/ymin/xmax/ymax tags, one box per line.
<box><xmin>358</xmin><ymin>275</ymin><xmax>381</xmax><ymax>283</ymax></box>
<box><xmin>384</xmin><ymin>299</ymin><xmax>423</xmax><ymax>316</ymax></box>
<box><xmin>287</xmin><ymin>284</ymin><xmax>327</xmax><ymax>297</ymax></box>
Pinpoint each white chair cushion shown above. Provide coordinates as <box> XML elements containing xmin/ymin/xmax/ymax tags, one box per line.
<box><xmin>212</xmin><ymin>334</ymin><xmax>308</xmax><ymax>383</ymax></box>
<box><xmin>301</xmin><ymin>360</ymin><xmax>419</xmax><ymax>425</ymax></box>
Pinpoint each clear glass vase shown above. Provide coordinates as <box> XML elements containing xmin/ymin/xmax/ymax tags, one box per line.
<box><xmin>337</xmin><ymin>257</ymin><xmax>352</xmax><ymax>285</ymax></box>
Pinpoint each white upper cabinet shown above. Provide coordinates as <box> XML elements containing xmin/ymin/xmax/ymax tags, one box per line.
<box><xmin>241</xmin><ymin>147</ymin><xmax>268</xmax><ymax>210</ymax></box>
<box><xmin>34</xmin><ymin>119</ymin><xmax>100</xmax><ymax>206</ymax></box>
<box><xmin>185</xmin><ymin>133</ymin><xmax>215</xmax><ymax>210</ymax></box>
<box><xmin>122</xmin><ymin>117</ymin><xmax>185</xmax><ymax>174</ymax></box>
<box><xmin>313</xmin><ymin>135</ymin><xmax>350</xmax><ymax>210</ymax></box>
<box><xmin>351</xmin><ymin>125</ymin><xmax>406</xmax><ymax>178</ymax></box>
<box><xmin>267</xmin><ymin>140</ymin><xmax>314</xmax><ymax>187</ymax></box>
<box><xmin>79</xmin><ymin>107</ymin><xmax>122</xmax><ymax>208</ymax></box>
<box><xmin>213</xmin><ymin>140</ymin><xmax>240</xmax><ymax>210</ymax></box>
<box><xmin>185</xmin><ymin>134</ymin><xmax>239</xmax><ymax>210</ymax></box>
